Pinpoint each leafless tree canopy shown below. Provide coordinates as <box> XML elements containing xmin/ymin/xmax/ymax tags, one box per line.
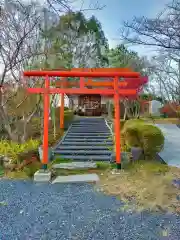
<box><xmin>120</xmin><ymin>0</ymin><xmax>180</xmax><ymax>53</ymax></box>
<box><xmin>119</xmin><ymin>0</ymin><xmax>180</xmax><ymax>109</ymax></box>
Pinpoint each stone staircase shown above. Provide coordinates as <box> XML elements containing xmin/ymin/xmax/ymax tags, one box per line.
<box><xmin>53</xmin><ymin>117</ymin><xmax>113</xmax><ymax>162</ymax></box>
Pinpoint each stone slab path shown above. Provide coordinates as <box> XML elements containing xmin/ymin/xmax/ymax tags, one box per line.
<box><xmin>52</xmin><ymin>162</ymin><xmax>97</xmax><ymax>170</ymax></box>
<box><xmin>155</xmin><ymin>124</ymin><xmax>180</xmax><ymax>167</ymax></box>
<box><xmin>52</xmin><ymin>174</ymin><xmax>99</xmax><ymax>184</ymax></box>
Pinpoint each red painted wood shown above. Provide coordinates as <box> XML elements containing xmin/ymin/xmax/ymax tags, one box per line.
<box><xmin>27</xmin><ymin>88</ymin><xmax>137</xmax><ymax>95</ymax></box>
<box><xmin>23</xmin><ymin>70</ymin><xmax>140</xmax><ymax>78</ymax></box>
<box><xmin>113</xmin><ymin>76</ymin><xmax>121</xmax><ymax>164</ymax></box>
<box><xmin>42</xmin><ymin>75</ymin><xmax>50</xmax><ymax>165</ymax></box>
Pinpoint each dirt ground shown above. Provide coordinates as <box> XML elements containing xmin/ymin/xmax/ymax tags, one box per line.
<box><xmin>97</xmin><ymin>161</ymin><xmax>180</xmax><ymax>214</ymax></box>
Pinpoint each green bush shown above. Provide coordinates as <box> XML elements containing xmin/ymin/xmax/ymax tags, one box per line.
<box><xmin>123</xmin><ymin>119</ymin><xmax>145</xmax><ymax>129</ymax></box>
<box><xmin>122</xmin><ymin>120</ymin><xmax>164</xmax><ymax>159</ymax></box>
<box><xmin>120</xmin><ymin>120</ymin><xmax>126</xmax><ymax>129</ymax></box>
<box><xmin>0</xmin><ymin>139</ymin><xmax>40</xmax><ymax>164</ymax></box>
<box><xmin>17</xmin><ymin>149</ymin><xmax>39</xmax><ymax>163</ymax></box>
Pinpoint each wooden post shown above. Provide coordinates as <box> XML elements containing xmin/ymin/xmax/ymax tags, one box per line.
<box><xmin>113</xmin><ymin>76</ymin><xmax>121</xmax><ymax>169</ymax></box>
<box><xmin>42</xmin><ymin>75</ymin><xmax>50</xmax><ymax>170</ymax></box>
<box><xmin>60</xmin><ymin>77</ymin><xmax>65</xmax><ymax>129</ymax></box>
<box><xmin>80</xmin><ymin>77</ymin><xmax>85</xmax><ymax>88</ymax></box>
<box><xmin>60</xmin><ymin>93</ymin><xmax>64</xmax><ymax>129</ymax></box>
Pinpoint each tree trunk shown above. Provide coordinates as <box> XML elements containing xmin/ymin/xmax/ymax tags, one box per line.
<box><xmin>123</xmin><ymin>107</ymin><xmax>127</xmax><ymax>120</ymax></box>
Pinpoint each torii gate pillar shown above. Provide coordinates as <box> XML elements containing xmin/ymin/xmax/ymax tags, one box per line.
<box><xmin>114</xmin><ymin>76</ymin><xmax>121</xmax><ymax>168</ymax></box>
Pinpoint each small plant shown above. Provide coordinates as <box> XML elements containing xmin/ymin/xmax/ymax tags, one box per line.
<box><xmin>96</xmin><ymin>162</ymin><xmax>111</xmax><ymax>170</ymax></box>
<box><xmin>51</xmin><ymin>158</ymin><xmax>73</xmax><ymax>165</ymax></box>
<box><xmin>0</xmin><ymin>139</ymin><xmax>40</xmax><ymax>164</ymax></box>
<box><xmin>24</xmin><ymin>162</ymin><xmax>41</xmax><ymax>177</ymax></box>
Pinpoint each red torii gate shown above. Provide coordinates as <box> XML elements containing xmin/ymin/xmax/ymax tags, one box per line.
<box><xmin>23</xmin><ymin>68</ymin><xmax>148</xmax><ymax>170</ymax></box>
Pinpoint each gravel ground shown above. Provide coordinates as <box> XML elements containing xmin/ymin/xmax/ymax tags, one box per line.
<box><xmin>0</xmin><ymin>180</ymin><xmax>180</xmax><ymax>240</ymax></box>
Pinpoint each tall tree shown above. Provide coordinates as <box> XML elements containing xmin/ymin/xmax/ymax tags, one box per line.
<box><xmin>44</xmin><ymin>11</ymin><xmax>109</xmax><ymax>69</ymax></box>
<box><xmin>107</xmin><ymin>44</ymin><xmax>146</xmax><ymax>72</ymax></box>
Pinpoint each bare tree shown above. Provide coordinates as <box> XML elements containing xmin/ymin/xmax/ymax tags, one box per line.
<box><xmin>0</xmin><ymin>0</ymin><xmax>105</xmax><ymax>142</ymax></box>
<box><xmin>119</xmin><ymin>0</ymin><xmax>180</xmax><ymax>116</ymax></box>
<box><xmin>146</xmin><ymin>55</ymin><xmax>180</xmax><ymax>116</ymax></box>
<box><xmin>120</xmin><ymin>0</ymin><xmax>180</xmax><ymax>53</ymax></box>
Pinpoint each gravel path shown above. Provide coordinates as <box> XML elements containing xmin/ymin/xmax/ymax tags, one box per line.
<box><xmin>0</xmin><ymin>180</ymin><xmax>180</xmax><ymax>240</ymax></box>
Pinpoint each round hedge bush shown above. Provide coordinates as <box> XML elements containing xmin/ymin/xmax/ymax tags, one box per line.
<box><xmin>122</xmin><ymin>120</ymin><xmax>164</xmax><ymax>159</ymax></box>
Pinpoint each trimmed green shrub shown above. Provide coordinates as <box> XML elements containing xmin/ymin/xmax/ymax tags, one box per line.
<box><xmin>120</xmin><ymin>120</ymin><xmax>126</xmax><ymax>129</ymax></box>
<box><xmin>122</xmin><ymin>120</ymin><xmax>164</xmax><ymax>159</ymax></box>
<box><xmin>140</xmin><ymin>124</ymin><xmax>164</xmax><ymax>158</ymax></box>
<box><xmin>123</xmin><ymin>119</ymin><xmax>145</xmax><ymax>129</ymax></box>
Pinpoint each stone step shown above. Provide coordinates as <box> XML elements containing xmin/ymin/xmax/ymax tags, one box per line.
<box><xmin>52</xmin><ymin>162</ymin><xmax>97</xmax><ymax>169</ymax></box>
<box><xmin>72</xmin><ymin>124</ymin><xmax>106</xmax><ymax>125</ymax></box>
<box><xmin>52</xmin><ymin>174</ymin><xmax>99</xmax><ymax>184</ymax></box>
<box><xmin>64</xmin><ymin>138</ymin><xmax>112</xmax><ymax>142</ymax></box>
<box><xmin>66</xmin><ymin>132</ymin><xmax>110</xmax><ymax>135</ymax></box>
<box><xmin>54</xmin><ymin>155</ymin><xmax>110</xmax><ymax>161</ymax></box>
<box><xmin>73</xmin><ymin>119</ymin><xmax>104</xmax><ymax>122</ymax></box>
<box><xmin>69</xmin><ymin>131</ymin><xmax>110</xmax><ymax>134</ymax></box>
<box><xmin>71</xmin><ymin>124</ymin><xmax>106</xmax><ymax>127</ymax></box>
<box><xmin>55</xmin><ymin>145</ymin><xmax>111</xmax><ymax>150</ymax></box>
<box><xmin>65</xmin><ymin>136</ymin><xmax>112</xmax><ymax>139</ymax></box>
<box><xmin>70</xmin><ymin>128</ymin><xmax>109</xmax><ymax>131</ymax></box>
<box><xmin>71</xmin><ymin>127</ymin><xmax>107</xmax><ymax>130</ymax></box>
<box><xmin>60</xmin><ymin>141</ymin><xmax>113</xmax><ymax>146</ymax></box>
<box><xmin>54</xmin><ymin>150</ymin><xmax>112</xmax><ymax>155</ymax></box>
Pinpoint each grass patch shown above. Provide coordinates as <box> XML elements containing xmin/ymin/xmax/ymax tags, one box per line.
<box><xmin>52</xmin><ymin>162</ymin><xmax>116</xmax><ymax>176</ymax></box>
<box><xmin>143</xmin><ymin>117</ymin><xmax>180</xmax><ymax>124</ymax></box>
<box><xmin>96</xmin><ymin>162</ymin><xmax>111</xmax><ymax>170</ymax></box>
<box><xmin>96</xmin><ymin>162</ymin><xmax>116</xmax><ymax>170</ymax></box>
<box><xmin>4</xmin><ymin>170</ymin><xmax>29</xmax><ymax>179</ymax></box>
<box><xmin>98</xmin><ymin>160</ymin><xmax>180</xmax><ymax>213</ymax></box>
<box><xmin>3</xmin><ymin>161</ymin><xmax>41</xmax><ymax>179</ymax></box>
<box><xmin>54</xmin><ymin>168</ymin><xmax>101</xmax><ymax>176</ymax></box>
<box><xmin>0</xmin><ymin>166</ymin><xmax>4</xmax><ymax>177</ymax></box>
<box><xmin>51</xmin><ymin>158</ymin><xmax>73</xmax><ymax>164</ymax></box>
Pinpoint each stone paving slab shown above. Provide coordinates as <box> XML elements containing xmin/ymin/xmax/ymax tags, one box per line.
<box><xmin>52</xmin><ymin>174</ymin><xmax>99</xmax><ymax>184</ymax></box>
<box><xmin>34</xmin><ymin>170</ymin><xmax>52</xmax><ymax>182</ymax></box>
<box><xmin>155</xmin><ymin>124</ymin><xmax>180</xmax><ymax>167</ymax></box>
<box><xmin>52</xmin><ymin>162</ymin><xmax>97</xmax><ymax>169</ymax></box>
